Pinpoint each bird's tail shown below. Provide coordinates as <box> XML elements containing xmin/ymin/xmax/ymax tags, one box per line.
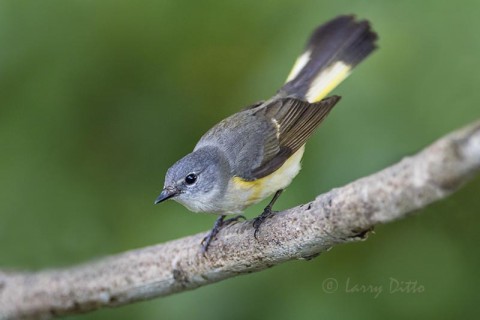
<box><xmin>279</xmin><ymin>15</ymin><xmax>378</xmax><ymax>103</ymax></box>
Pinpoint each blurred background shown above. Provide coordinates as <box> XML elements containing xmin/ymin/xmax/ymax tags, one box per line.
<box><xmin>1</xmin><ymin>0</ymin><xmax>480</xmax><ymax>319</ymax></box>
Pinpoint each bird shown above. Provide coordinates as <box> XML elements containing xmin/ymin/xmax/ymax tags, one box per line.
<box><xmin>155</xmin><ymin>15</ymin><xmax>378</xmax><ymax>252</ymax></box>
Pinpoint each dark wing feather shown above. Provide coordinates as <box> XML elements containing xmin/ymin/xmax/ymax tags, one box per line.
<box><xmin>247</xmin><ymin>95</ymin><xmax>341</xmax><ymax>179</ymax></box>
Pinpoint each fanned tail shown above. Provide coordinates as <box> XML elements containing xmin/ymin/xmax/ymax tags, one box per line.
<box><xmin>279</xmin><ymin>15</ymin><xmax>378</xmax><ymax>103</ymax></box>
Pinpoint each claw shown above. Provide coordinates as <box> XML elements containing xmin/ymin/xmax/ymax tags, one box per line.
<box><xmin>201</xmin><ymin>215</ymin><xmax>225</xmax><ymax>253</ymax></box>
<box><xmin>253</xmin><ymin>207</ymin><xmax>275</xmax><ymax>239</ymax></box>
<box><xmin>201</xmin><ymin>215</ymin><xmax>246</xmax><ymax>253</ymax></box>
<box><xmin>252</xmin><ymin>189</ymin><xmax>283</xmax><ymax>239</ymax></box>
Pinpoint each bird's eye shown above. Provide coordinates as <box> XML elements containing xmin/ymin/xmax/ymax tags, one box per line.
<box><xmin>184</xmin><ymin>173</ymin><xmax>197</xmax><ymax>185</ymax></box>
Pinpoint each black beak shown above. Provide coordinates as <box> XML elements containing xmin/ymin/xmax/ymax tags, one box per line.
<box><xmin>154</xmin><ymin>187</ymin><xmax>178</xmax><ymax>204</ymax></box>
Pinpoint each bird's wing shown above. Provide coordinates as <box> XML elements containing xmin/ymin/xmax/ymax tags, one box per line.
<box><xmin>236</xmin><ymin>95</ymin><xmax>341</xmax><ymax>180</ymax></box>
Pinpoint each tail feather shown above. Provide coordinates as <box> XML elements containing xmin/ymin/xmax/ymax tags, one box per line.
<box><xmin>279</xmin><ymin>15</ymin><xmax>378</xmax><ymax>103</ymax></box>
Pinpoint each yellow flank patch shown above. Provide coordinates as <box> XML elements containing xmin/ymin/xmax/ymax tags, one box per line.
<box><xmin>306</xmin><ymin>61</ymin><xmax>351</xmax><ymax>103</ymax></box>
<box><xmin>231</xmin><ymin>176</ymin><xmax>264</xmax><ymax>204</ymax></box>
<box><xmin>230</xmin><ymin>146</ymin><xmax>305</xmax><ymax>208</ymax></box>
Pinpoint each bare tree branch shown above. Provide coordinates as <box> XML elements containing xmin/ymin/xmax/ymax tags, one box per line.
<box><xmin>1</xmin><ymin>120</ymin><xmax>480</xmax><ymax>320</ymax></box>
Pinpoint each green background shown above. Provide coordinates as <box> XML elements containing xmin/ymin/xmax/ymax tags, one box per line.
<box><xmin>1</xmin><ymin>0</ymin><xmax>480</xmax><ymax>319</ymax></box>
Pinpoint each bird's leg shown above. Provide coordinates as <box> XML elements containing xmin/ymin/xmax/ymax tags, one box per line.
<box><xmin>253</xmin><ymin>189</ymin><xmax>284</xmax><ymax>239</ymax></box>
<box><xmin>201</xmin><ymin>215</ymin><xmax>246</xmax><ymax>253</ymax></box>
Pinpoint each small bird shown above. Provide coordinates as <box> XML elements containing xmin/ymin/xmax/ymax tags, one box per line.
<box><xmin>155</xmin><ymin>15</ymin><xmax>378</xmax><ymax>252</ymax></box>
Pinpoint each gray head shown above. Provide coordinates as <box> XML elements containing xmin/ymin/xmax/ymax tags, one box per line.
<box><xmin>155</xmin><ymin>146</ymin><xmax>230</xmax><ymax>213</ymax></box>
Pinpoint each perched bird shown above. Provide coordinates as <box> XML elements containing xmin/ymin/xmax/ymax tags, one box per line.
<box><xmin>155</xmin><ymin>15</ymin><xmax>378</xmax><ymax>252</ymax></box>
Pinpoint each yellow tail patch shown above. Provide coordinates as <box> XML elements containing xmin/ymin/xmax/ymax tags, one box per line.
<box><xmin>286</xmin><ymin>50</ymin><xmax>312</xmax><ymax>83</ymax></box>
<box><xmin>285</xmin><ymin>54</ymin><xmax>352</xmax><ymax>103</ymax></box>
<box><xmin>305</xmin><ymin>61</ymin><xmax>351</xmax><ymax>103</ymax></box>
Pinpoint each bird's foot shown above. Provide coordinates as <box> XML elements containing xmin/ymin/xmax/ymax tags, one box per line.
<box><xmin>253</xmin><ymin>206</ymin><xmax>276</xmax><ymax>239</ymax></box>
<box><xmin>201</xmin><ymin>215</ymin><xmax>245</xmax><ymax>253</ymax></box>
<box><xmin>253</xmin><ymin>189</ymin><xmax>283</xmax><ymax>239</ymax></box>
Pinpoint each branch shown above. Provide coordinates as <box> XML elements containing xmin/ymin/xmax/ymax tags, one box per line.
<box><xmin>1</xmin><ymin>120</ymin><xmax>480</xmax><ymax>320</ymax></box>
